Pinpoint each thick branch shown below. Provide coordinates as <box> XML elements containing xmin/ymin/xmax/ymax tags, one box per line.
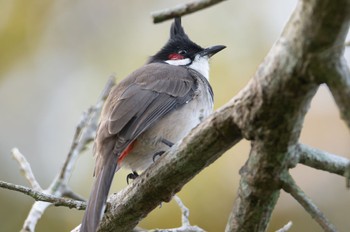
<box><xmin>96</xmin><ymin>104</ymin><xmax>242</xmax><ymax>231</ymax></box>
<box><xmin>68</xmin><ymin>0</ymin><xmax>350</xmax><ymax>231</ymax></box>
<box><xmin>152</xmin><ymin>0</ymin><xmax>226</xmax><ymax>23</ymax></box>
<box><xmin>225</xmin><ymin>0</ymin><xmax>350</xmax><ymax>231</ymax></box>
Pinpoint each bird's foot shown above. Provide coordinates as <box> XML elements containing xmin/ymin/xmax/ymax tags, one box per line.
<box><xmin>126</xmin><ymin>171</ymin><xmax>139</xmax><ymax>184</ymax></box>
<box><xmin>152</xmin><ymin>139</ymin><xmax>174</xmax><ymax>162</ymax></box>
<box><xmin>152</xmin><ymin>151</ymin><xmax>165</xmax><ymax>162</ymax></box>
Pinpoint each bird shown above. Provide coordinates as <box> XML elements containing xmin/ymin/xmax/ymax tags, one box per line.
<box><xmin>80</xmin><ymin>17</ymin><xmax>225</xmax><ymax>232</ymax></box>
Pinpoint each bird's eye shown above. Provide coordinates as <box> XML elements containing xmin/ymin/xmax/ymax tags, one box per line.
<box><xmin>178</xmin><ymin>50</ymin><xmax>187</xmax><ymax>55</ymax></box>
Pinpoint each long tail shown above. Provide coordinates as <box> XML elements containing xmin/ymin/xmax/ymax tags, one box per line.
<box><xmin>80</xmin><ymin>154</ymin><xmax>118</xmax><ymax>232</ymax></box>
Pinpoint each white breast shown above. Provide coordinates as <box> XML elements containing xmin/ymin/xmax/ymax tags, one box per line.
<box><xmin>120</xmin><ymin>80</ymin><xmax>213</xmax><ymax>172</ymax></box>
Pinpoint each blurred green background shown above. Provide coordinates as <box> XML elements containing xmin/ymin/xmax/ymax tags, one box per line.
<box><xmin>1</xmin><ymin>0</ymin><xmax>349</xmax><ymax>231</ymax></box>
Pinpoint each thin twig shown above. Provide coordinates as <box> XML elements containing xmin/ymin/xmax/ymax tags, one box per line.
<box><xmin>174</xmin><ymin>196</ymin><xmax>191</xmax><ymax>227</ymax></box>
<box><xmin>59</xmin><ymin>75</ymin><xmax>115</xmax><ymax>181</ymax></box>
<box><xmin>321</xmin><ymin>58</ymin><xmax>350</xmax><ymax>187</ymax></box>
<box><xmin>62</xmin><ymin>187</ymin><xmax>86</xmax><ymax>201</ymax></box>
<box><xmin>325</xmin><ymin>58</ymin><xmax>350</xmax><ymax>130</ymax></box>
<box><xmin>152</xmin><ymin>0</ymin><xmax>227</xmax><ymax>23</ymax></box>
<box><xmin>297</xmin><ymin>143</ymin><xmax>350</xmax><ymax>177</ymax></box>
<box><xmin>275</xmin><ymin>221</ymin><xmax>293</xmax><ymax>232</ymax></box>
<box><xmin>0</xmin><ymin>180</ymin><xmax>86</xmax><ymax>210</ymax></box>
<box><xmin>11</xmin><ymin>148</ymin><xmax>42</xmax><ymax>191</ymax></box>
<box><xmin>281</xmin><ymin>172</ymin><xmax>337</xmax><ymax>232</ymax></box>
<box><xmin>17</xmin><ymin>75</ymin><xmax>116</xmax><ymax>232</ymax></box>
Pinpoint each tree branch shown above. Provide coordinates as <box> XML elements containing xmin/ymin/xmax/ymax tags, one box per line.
<box><xmin>172</xmin><ymin>195</ymin><xmax>204</xmax><ymax>232</ymax></box>
<box><xmin>67</xmin><ymin>0</ymin><xmax>350</xmax><ymax>231</ymax></box>
<box><xmin>152</xmin><ymin>0</ymin><xmax>227</xmax><ymax>23</ymax></box>
<box><xmin>281</xmin><ymin>172</ymin><xmax>337</xmax><ymax>232</ymax></box>
<box><xmin>95</xmin><ymin>103</ymin><xmax>243</xmax><ymax>231</ymax></box>
<box><xmin>275</xmin><ymin>221</ymin><xmax>293</xmax><ymax>232</ymax></box>
<box><xmin>297</xmin><ymin>143</ymin><xmax>350</xmax><ymax>177</ymax></box>
<box><xmin>3</xmin><ymin>0</ymin><xmax>349</xmax><ymax>231</ymax></box>
<box><xmin>11</xmin><ymin>148</ymin><xmax>42</xmax><ymax>191</ymax></box>
<box><xmin>225</xmin><ymin>0</ymin><xmax>350</xmax><ymax>231</ymax></box>
<box><xmin>59</xmin><ymin>76</ymin><xmax>116</xmax><ymax>181</ymax></box>
<box><xmin>12</xmin><ymin>76</ymin><xmax>116</xmax><ymax>232</ymax></box>
<box><xmin>324</xmin><ymin>57</ymin><xmax>350</xmax><ymax>130</ymax></box>
<box><xmin>0</xmin><ymin>180</ymin><xmax>86</xmax><ymax>210</ymax></box>
<box><xmin>62</xmin><ymin>187</ymin><xmax>86</xmax><ymax>201</ymax></box>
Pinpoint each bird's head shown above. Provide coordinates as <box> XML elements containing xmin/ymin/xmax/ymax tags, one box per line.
<box><xmin>148</xmin><ymin>17</ymin><xmax>226</xmax><ymax>79</ymax></box>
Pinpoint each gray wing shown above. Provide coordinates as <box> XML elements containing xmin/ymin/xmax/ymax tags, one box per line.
<box><xmin>108</xmin><ymin>63</ymin><xmax>197</xmax><ymax>139</ymax></box>
<box><xmin>94</xmin><ymin>62</ymin><xmax>198</xmax><ymax>174</ymax></box>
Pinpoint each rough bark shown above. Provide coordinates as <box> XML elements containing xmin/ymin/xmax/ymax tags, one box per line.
<box><xmin>97</xmin><ymin>109</ymin><xmax>243</xmax><ymax>231</ymax></box>
<box><xmin>95</xmin><ymin>0</ymin><xmax>350</xmax><ymax>231</ymax></box>
<box><xmin>226</xmin><ymin>0</ymin><xmax>350</xmax><ymax>231</ymax></box>
<box><xmin>100</xmin><ymin>0</ymin><xmax>350</xmax><ymax>231</ymax></box>
<box><xmin>3</xmin><ymin>0</ymin><xmax>349</xmax><ymax>231</ymax></box>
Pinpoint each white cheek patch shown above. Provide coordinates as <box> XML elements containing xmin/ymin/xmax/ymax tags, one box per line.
<box><xmin>165</xmin><ymin>58</ymin><xmax>191</xmax><ymax>66</ymax></box>
<box><xmin>188</xmin><ymin>55</ymin><xmax>210</xmax><ymax>80</ymax></box>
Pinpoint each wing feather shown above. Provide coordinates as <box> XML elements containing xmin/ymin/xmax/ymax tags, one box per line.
<box><xmin>94</xmin><ymin>63</ymin><xmax>198</xmax><ymax>171</ymax></box>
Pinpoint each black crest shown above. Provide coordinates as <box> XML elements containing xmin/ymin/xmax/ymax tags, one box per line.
<box><xmin>170</xmin><ymin>18</ymin><xmax>189</xmax><ymax>39</ymax></box>
<box><xmin>148</xmin><ymin>17</ymin><xmax>203</xmax><ymax>63</ymax></box>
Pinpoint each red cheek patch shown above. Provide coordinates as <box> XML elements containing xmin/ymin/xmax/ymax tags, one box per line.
<box><xmin>168</xmin><ymin>53</ymin><xmax>184</xmax><ymax>60</ymax></box>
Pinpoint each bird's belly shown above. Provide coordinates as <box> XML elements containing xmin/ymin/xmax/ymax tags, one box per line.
<box><xmin>120</xmin><ymin>94</ymin><xmax>213</xmax><ymax>171</ymax></box>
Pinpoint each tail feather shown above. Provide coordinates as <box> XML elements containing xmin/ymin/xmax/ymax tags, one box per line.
<box><xmin>81</xmin><ymin>154</ymin><xmax>118</xmax><ymax>232</ymax></box>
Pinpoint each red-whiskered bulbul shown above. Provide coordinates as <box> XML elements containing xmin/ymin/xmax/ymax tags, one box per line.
<box><xmin>80</xmin><ymin>17</ymin><xmax>225</xmax><ymax>232</ymax></box>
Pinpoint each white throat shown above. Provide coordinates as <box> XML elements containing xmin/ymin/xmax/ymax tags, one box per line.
<box><xmin>188</xmin><ymin>55</ymin><xmax>210</xmax><ymax>80</ymax></box>
<box><xmin>165</xmin><ymin>55</ymin><xmax>210</xmax><ymax>80</ymax></box>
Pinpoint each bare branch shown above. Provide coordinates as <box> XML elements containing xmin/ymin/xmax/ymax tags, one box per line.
<box><xmin>281</xmin><ymin>173</ymin><xmax>337</xmax><ymax>232</ymax></box>
<box><xmin>59</xmin><ymin>75</ymin><xmax>116</xmax><ymax>181</ymax></box>
<box><xmin>324</xmin><ymin>57</ymin><xmax>350</xmax><ymax>130</ymax></box>
<box><xmin>62</xmin><ymin>187</ymin><xmax>86</xmax><ymax>202</ymax></box>
<box><xmin>17</xmin><ymin>76</ymin><xmax>116</xmax><ymax>231</ymax></box>
<box><xmin>11</xmin><ymin>148</ymin><xmax>42</xmax><ymax>191</ymax></box>
<box><xmin>225</xmin><ymin>0</ymin><xmax>350</xmax><ymax>231</ymax></box>
<box><xmin>152</xmin><ymin>0</ymin><xmax>227</xmax><ymax>23</ymax></box>
<box><xmin>174</xmin><ymin>196</ymin><xmax>191</xmax><ymax>228</ymax></box>
<box><xmin>4</xmin><ymin>0</ymin><xmax>349</xmax><ymax>230</ymax></box>
<box><xmin>0</xmin><ymin>180</ymin><xmax>86</xmax><ymax>210</ymax></box>
<box><xmin>297</xmin><ymin>143</ymin><xmax>350</xmax><ymax>176</ymax></box>
<box><xmin>346</xmin><ymin>164</ymin><xmax>350</xmax><ymax>188</ymax></box>
<box><xmin>172</xmin><ymin>195</ymin><xmax>204</xmax><ymax>232</ymax></box>
<box><xmin>96</xmin><ymin>105</ymin><xmax>242</xmax><ymax>231</ymax></box>
<box><xmin>72</xmin><ymin>195</ymin><xmax>206</xmax><ymax>231</ymax></box>
<box><xmin>275</xmin><ymin>221</ymin><xmax>293</xmax><ymax>232</ymax></box>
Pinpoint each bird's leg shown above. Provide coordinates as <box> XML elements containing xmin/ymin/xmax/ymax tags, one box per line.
<box><xmin>126</xmin><ymin>171</ymin><xmax>139</xmax><ymax>184</ymax></box>
<box><xmin>161</xmin><ymin>138</ymin><xmax>174</xmax><ymax>147</ymax></box>
<box><xmin>152</xmin><ymin>151</ymin><xmax>165</xmax><ymax>162</ymax></box>
<box><xmin>152</xmin><ymin>138</ymin><xmax>174</xmax><ymax>162</ymax></box>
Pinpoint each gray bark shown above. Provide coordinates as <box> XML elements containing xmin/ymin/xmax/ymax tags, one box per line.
<box><xmin>94</xmin><ymin>0</ymin><xmax>350</xmax><ymax>231</ymax></box>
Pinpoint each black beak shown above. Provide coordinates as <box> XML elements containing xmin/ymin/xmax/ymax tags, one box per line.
<box><xmin>199</xmin><ymin>45</ymin><xmax>226</xmax><ymax>58</ymax></box>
